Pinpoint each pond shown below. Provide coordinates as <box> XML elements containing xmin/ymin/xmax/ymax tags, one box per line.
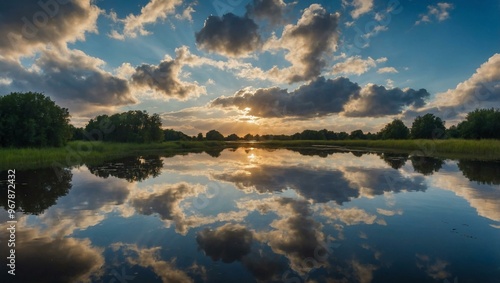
<box><xmin>1</xmin><ymin>147</ymin><xmax>499</xmax><ymax>283</ymax></box>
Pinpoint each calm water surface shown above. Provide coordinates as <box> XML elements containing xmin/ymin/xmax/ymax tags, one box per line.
<box><xmin>1</xmin><ymin>148</ymin><xmax>499</xmax><ymax>283</ymax></box>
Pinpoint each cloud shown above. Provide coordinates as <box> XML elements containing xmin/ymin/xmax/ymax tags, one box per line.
<box><xmin>213</xmin><ymin>165</ymin><xmax>359</xmax><ymax>204</ymax></box>
<box><xmin>131</xmin><ymin>46</ymin><xmax>207</xmax><ymax>100</ymax></box>
<box><xmin>175</xmin><ymin>2</ymin><xmax>196</xmax><ymax>22</ymax></box>
<box><xmin>0</xmin><ymin>47</ymin><xmax>136</xmax><ymax>115</ymax></box>
<box><xmin>115</xmin><ymin>244</ymin><xmax>194</xmax><ymax>283</ymax></box>
<box><xmin>415</xmin><ymin>2</ymin><xmax>454</xmax><ymax>25</ymax></box>
<box><xmin>0</xmin><ymin>0</ymin><xmax>100</xmax><ymax>59</ymax></box>
<box><xmin>129</xmin><ymin>182</ymin><xmax>205</xmax><ymax>234</ymax></box>
<box><xmin>343</xmin><ymin>0</ymin><xmax>374</xmax><ymax>19</ymax></box>
<box><xmin>109</xmin><ymin>0</ymin><xmax>183</xmax><ymax>39</ymax></box>
<box><xmin>195</xmin><ymin>13</ymin><xmax>261</xmax><ymax>57</ymax></box>
<box><xmin>195</xmin><ymin>222</ymin><xmax>286</xmax><ymax>280</ymax></box>
<box><xmin>344</xmin><ymin>84</ymin><xmax>430</xmax><ymax>117</ymax></box>
<box><xmin>211</xmin><ymin>76</ymin><xmax>360</xmax><ymax>118</ymax></box>
<box><xmin>377</xmin><ymin>67</ymin><xmax>398</xmax><ymax>74</ymax></box>
<box><xmin>416</xmin><ymin>254</ymin><xmax>451</xmax><ymax>280</ymax></box>
<box><xmin>196</xmin><ymin>223</ymin><xmax>254</xmax><ymax>263</ymax></box>
<box><xmin>213</xmin><ymin>76</ymin><xmax>429</xmax><ymax>119</ymax></box>
<box><xmin>0</xmin><ymin>223</ymin><xmax>104</xmax><ymax>283</ymax></box>
<box><xmin>430</xmin><ymin>164</ymin><xmax>500</xmax><ymax>222</ymax></box>
<box><xmin>332</xmin><ymin>56</ymin><xmax>387</xmax><ymax>75</ymax></box>
<box><xmin>246</xmin><ymin>0</ymin><xmax>289</xmax><ymax>25</ymax></box>
<box><xmin>244</xmin><ymin>197</ymin><xmax>327</xmax><ymax>275</ymax></box>
<box><xmin>262</xmin><ymin>4</ymin><xmax>340</xmax><ymax>83</ymax></box>
<box><xmin>406</xmin><ymin>53</ymin><xmax>500</xmax><ymax>121</ymax></box>
<box><xmin>342</xmin><ymin>167</ymin><xmax>427</xmax><ymax>198</ymax></box>
<box><xmin>128</xmin><ymin>181</ymin><xmax>249</xmax><ymax>234</ymax></box>
<box><xmin>321</xmin><ymin>206</ymin><xmax>379</xmax><ymax>226</ymax></box>
<box><xmin>362</xmin><ymin>25</ymin><xmax>389</xmax><ymax>39</ymax></box>
<box><xmin>39</xmin><ymin>170</ymin><xmax>132</xmax><ymax>236</ymax></box>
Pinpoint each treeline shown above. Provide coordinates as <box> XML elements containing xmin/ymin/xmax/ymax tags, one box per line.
<box><xmin>76</xmin><ymin>110</ymin><xmax>163</xmax><ymax>143</ymax></box>
<box><xmin>1</xmin><ymin>92</ymin><xmax>499</xmax><ymax>148</ymax></box>
<box><xmin>163</xmin><ymin>109</ymin><xmax>500</xmax><ymax>142</ymax></box>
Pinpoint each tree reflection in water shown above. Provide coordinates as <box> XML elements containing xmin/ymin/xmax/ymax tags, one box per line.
<box><xmin>0</xmin><ymin>167</ymin><xmax>72</xmax><ymax>215</ymax></box>
<box><xmin>410</xmin><ymin>156</ymin><xmax>444</xmax><ymax>175</ymax></box>
<box><xmin>87</xmin><ymin>155</ymin><xmax>163</xmax><ymax>182</ymax></box>
<box><xmin>457</xmin><ymin>160</ymin><xmax>500</xmax><ymax>185</ymax></box>
<box><xmin>379</xmin><ymin>152</ymin><xmax>409</xmax><ymax>169</ymax></box>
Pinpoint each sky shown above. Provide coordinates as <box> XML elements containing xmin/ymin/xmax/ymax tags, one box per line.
<box><xmin>0</xmin><ymin>0</ymin><xmax>499</xmax><ymax>136</ymax></box>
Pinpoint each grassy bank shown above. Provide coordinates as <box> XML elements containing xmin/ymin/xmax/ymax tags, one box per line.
<box><xmin>1</xmin><ymin>139</ymin><xmax>499</xmax><ymax>170</ymax></box>
<box><xmin>0</xmin><ymin>141</ymin><xmax>227</xmax><ymax>170</ymax></box>
<box><xmin>247</xmin><ymin>139</ymin><xmax>500</xmax><ymax>159</ymax></box>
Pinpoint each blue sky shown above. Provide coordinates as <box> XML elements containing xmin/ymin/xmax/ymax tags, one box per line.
<box><xmin>1</xmin><ymin>0</ymin><xmax>499</xmax><ymax>135</ymax></box>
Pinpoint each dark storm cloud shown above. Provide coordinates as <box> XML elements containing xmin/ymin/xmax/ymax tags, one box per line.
<box><xmin>196</xmin><ymin>223</ymin><xmax>253</xmax><ymax>263</ymax></box>
<box><xmin>0</xmin><ymin>0</ymin><xmax>100</xmax><ymax>59</ymax></box>
<box><xmin>211</xmin><ymin>76</ymin><xmax>360</xmax><ymax>118</ymax></box>
<box><xmin>246</xmin><ymin>0</ymin><xmax>288</xmax><ymax>25</ymax></box>
<box><xmin>344</xmin><ymin>84</ymin><xmax>430</xmax><ymax>117</ymax></box>
<box><xmin>214</xmin><ymin>165</ymin><xmax>359</xmax><ymax>204</ymax></box>
<box><xmin>0</xmin><ymin>49</ymin><xmax>135</xmax><ymax>114</ymax></box>
<box><xmin>195</xmin><ymin>13</ymin><xmax>261</xmax><ymax>57</ymax></box>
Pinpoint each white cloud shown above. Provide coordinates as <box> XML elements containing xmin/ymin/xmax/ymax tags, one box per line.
<box><xmin>415</xmin><ymin>2</ymin><xmax>454</xmax><ymax>25</ymax></box>
<box><xmin>362</xmin><ymin>25</ymin><xmax>388</xmax><ymax>39</ymax></box>
<box><xmin>332</xmin><ymin>56</ymin><xmax>387</xmax><ymax>75</ymax></box>
<box><xmin>408</xmin><ymin>53</ymin><xmax>500</xmax><ymax>121</ymax></box>
<box><xmin>175</xmin><ymin>3</ymin><xmax>196</xmax><ymax>22</ymax></box>
<box><xmin>377</xmin><ymin>67</ymin><xmax>398</xmax><ymax>74</ymax></box>
<box><xmin>246</xmin><ymin>4</ymin><xmax>340</xmax><ymax>83</ymax></box>
<box><xmin>110</xmin><ymin>0</ymin><xmax>183</xmax><ymax>39</ymax></box>
<box><xmin>343</xmin><ymin>0</ymin><xmax>374</xmax><ymax>19</ymax></box>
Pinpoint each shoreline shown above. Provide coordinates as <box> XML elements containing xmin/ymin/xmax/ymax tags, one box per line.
<box><xmin>1</xmin><ymin>139</ymin><xmax>499</xmax><ymax>170</ymax></box>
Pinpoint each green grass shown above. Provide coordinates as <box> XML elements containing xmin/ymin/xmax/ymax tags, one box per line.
<box><xmin>1</xmin><ymin>139</ymin><xmax>499</xmax><ymax>170</ymax></box>
<box><xmin>0</xmin><ymin>141</ymin><xmax>227</xmax><ymax>170</ymax></box>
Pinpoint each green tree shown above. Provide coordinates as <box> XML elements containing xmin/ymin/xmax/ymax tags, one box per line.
<box><xmin>337</xmin><ymin>132</ymin><xmax>349</xmax><ymax>140</ymax></box>
<box><xmin>456</xmin><ymin>108</ymin><xmax>500</xmax><ymax>139</ymax></box>
<box><xmin>206</xmin><ymin>129</ymin><xmax>224</xmax><ymax>141</ymax></box>
<box><xmin>164</xmin><ymin>129</ymin><xmax>191</xmax><ymax>141</ymax></box>
<box><xmin>244</xmin><ymin>133</ymin><xmax>254</xmax><ymax>141</ymax></box>
<box><xmin>0</xmin><ymin>92</ymin><xmax>71</xmax><ymax>147</ymax></box>
<box><xmin>300</xmin><ymin>130</ymin><xmax>326</xmax><ymax>140</ymax></box>
<box><xmin>446</xmin><ymin>125</ymin><xmax>460</xmax><ymax>139</ymax></box>
<box><xmin>85</xmin><ymin>110</ymin><xmax>163</xmax><ymax>143</ymax></box>
<box><xmin>379</xmin><ymin>119</ymin><xmax>410</xmax><ymax>139</ymax></box>
<box><xmin>410</xmin><ymin>113</ymin><xmax>446</xmax><ymax>139</ymax></box>
<box><xmin>225</xmin><ymin>133</ymin><xmax>240</xmax><ymax>141</ymax></box>
<box><xmin>349</xmin><ymin>129</ymin><xmax>365</xmax><ymax>140</ymax></box>
<box><xmin>197</xmin><ymin>133</ymin><xmax>204</xmax><ymax>141</ymax></box>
